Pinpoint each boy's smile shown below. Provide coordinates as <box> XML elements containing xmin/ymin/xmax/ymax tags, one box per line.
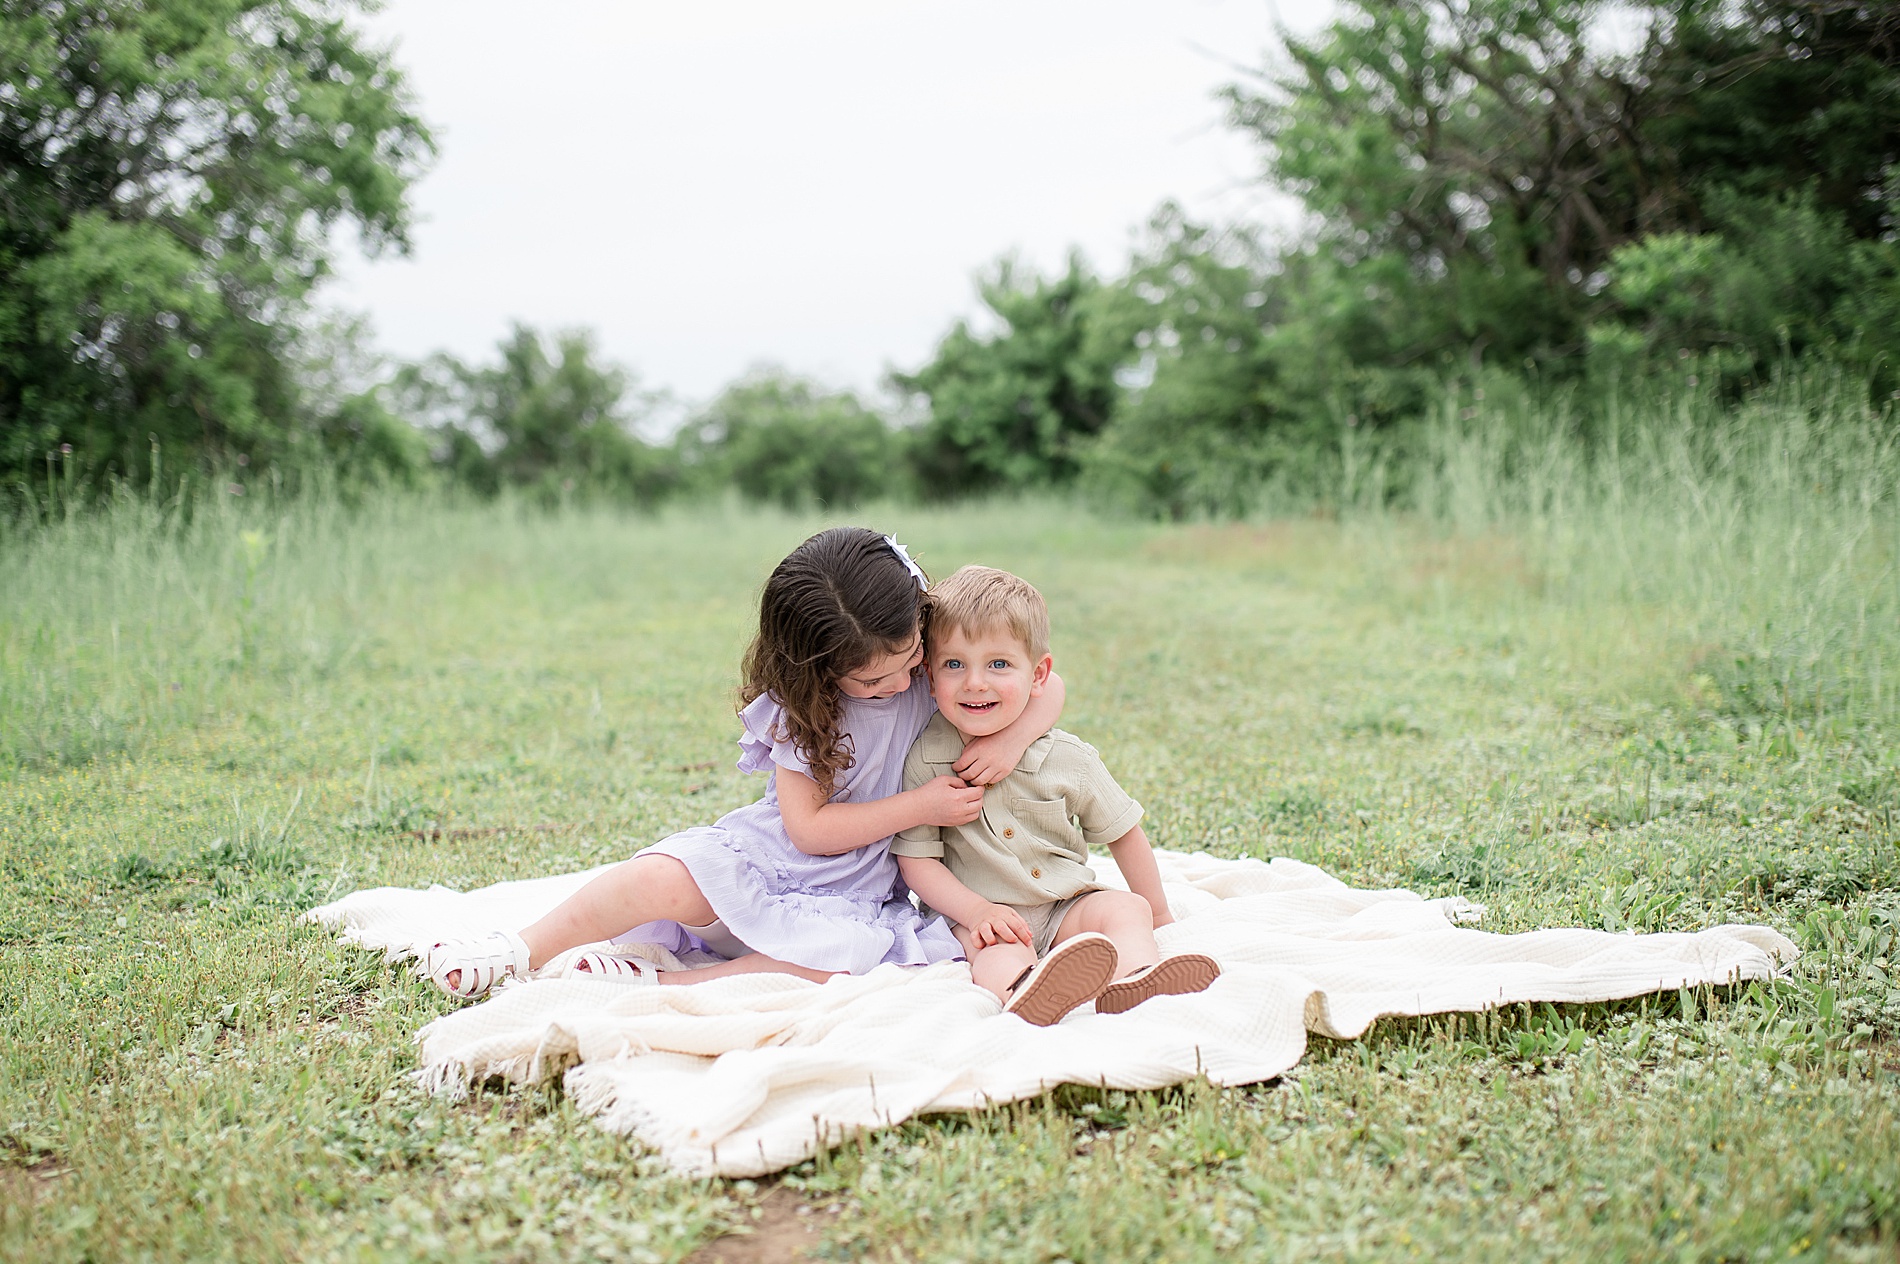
<box><xmin>927</xmin><ymin>625</ymin><xmax>1052</xmax><ymax>741</ymax></box>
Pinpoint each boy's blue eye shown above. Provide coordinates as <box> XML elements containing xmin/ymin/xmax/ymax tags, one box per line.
<box><xmin>989</xmin><ymin>659</ymin><xmax>1010</xmax><ymax>670</ymax></box>
<box><xmin>942</xmin><ymin>659</ymin><xmax>962</xmax><ymax>670</ymax></box>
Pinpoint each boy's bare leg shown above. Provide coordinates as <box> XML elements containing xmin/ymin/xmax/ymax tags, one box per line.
<box><xmin>517</xmin><ymin>854</ymin><xmax>715</xmax><ymax>968</ymax></box>
<box><xmin>954</xmin><ymin>923</ymin><xmax>1037</xmax><ymax>1002</ymax></box>
<box><xmin>1051</xmin><ymin>890</ymin><xmax>1160</xmax><ymax>980</ymax></box>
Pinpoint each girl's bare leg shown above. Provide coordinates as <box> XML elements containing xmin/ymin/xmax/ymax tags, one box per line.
<box><xmin>658</xmin><ymin>954</ymin><xmax>835</xmax><ymax>986</ymax></box>
<box><xmin>518</xmin><ymin>854</ymin><xmax>715</xmax><ymax>968</ymax></box>
<box><xmin>449</xmin><ymin>854</ymin><xmax>836</xmax><ymax>991</ymax></box>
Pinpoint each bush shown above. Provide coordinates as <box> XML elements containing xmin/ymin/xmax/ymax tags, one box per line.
<box><xmin>678</xmin><ymin>368</ymin><xmax>900</xmax><ymax>509</ymax></box>
<box><xmin>392</xmin><ymin>325</ymin><xmax>678</xmax><ymax>508</ymax></box>
<box><xmin>893</xmin><ymin>256</ymin><xmax>1129</xmax><ymax>498</ymax></box>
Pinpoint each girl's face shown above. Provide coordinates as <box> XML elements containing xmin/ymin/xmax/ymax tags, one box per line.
<box><xmin>836</xmin><ymin>630</ymin><xmax>924</xmax><ymax>700</ymax></box>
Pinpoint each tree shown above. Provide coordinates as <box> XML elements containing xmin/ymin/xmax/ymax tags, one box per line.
<box><xmin>677</xmin><ymin>368</ymin><xmax>898</xmax><ymax>509</ymax></box>
<box><xmin>893</xmin><ymin>255</ymin><xmax>1130</xmax><ymax>497</ymax></box>
<box><xmin>1642</xmin><ymin>1</ymin><xmax>1900</xmax><ymax>243</ymax></box>
<box><xmin>297</xmin><ymin>311</ymin><xmax>430</xmax><ymax>485</ymax></box>
<box><xmin>1227</xmin><ymin>0</ymin><xmax>1667</xmax><ymax>370</ymax></box>
<box><xmin>0</xmin><ymin>0</ymin><xmax>433</xmax><ymax>492</ymax></box>
<box><xmin>1081</xmin><ymin>208</ymin><xmax>1284</xmax><ymax>518</ymax></box>
<box><xmin>394</xmin><ymin>325</ymin><xmax>677</xmax><ymax>507</ymax></box>
<box><xmin>1225</xmin><ymin>0</ymin><xmax>1900</xmax><ymax>375</ymax></box>
<box><xmin>1600</xmin><ymin>1</ymin><xmax>1900</xmax><ymax>381</ymax></box>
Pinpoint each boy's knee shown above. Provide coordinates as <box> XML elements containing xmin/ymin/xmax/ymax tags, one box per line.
<box><xmin>1097</xmin><ymin>890</ymin><xmax>1153</xmax><ymax>925</ymax></box>
<box><xmin>974</xmin><ymin>938</ymin><xmax>1034</xmax><ymax>971</ymax></box>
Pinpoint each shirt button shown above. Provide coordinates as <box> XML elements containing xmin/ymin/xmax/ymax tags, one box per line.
<box><xmin>1031</xmin><ymin>867</ymin><xmax>1041</xmax><ymax>879</ymax></box>
<box><xmin>1002</xmin><ymin>827</ymin><xmax>1014</xmax><ymax>839</ymax></box>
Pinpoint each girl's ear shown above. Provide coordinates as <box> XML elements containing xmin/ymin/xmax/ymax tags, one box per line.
<box><xmin>1029</xmin><ymin>653</ymin><xmax>1054</xmax><ymax>695</ymax></box>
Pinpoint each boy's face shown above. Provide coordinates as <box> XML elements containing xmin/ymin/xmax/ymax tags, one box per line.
<box><xmin>926</xmin><ymin>623</ymin><xmax>1052</xmax><ymax>741</ymax></box>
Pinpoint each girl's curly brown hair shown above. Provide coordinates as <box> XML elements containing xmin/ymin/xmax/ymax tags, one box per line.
<box><xmin>740</xmin><ymin>527</ymin><xmax>926</xmax><ymax>799</ymax></box>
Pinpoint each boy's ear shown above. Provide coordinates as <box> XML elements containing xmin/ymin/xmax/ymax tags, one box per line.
<box><xmin>1029</xmin><ymin>653</ymin><xmax>1053</xmax><ymax>695</ymax></box>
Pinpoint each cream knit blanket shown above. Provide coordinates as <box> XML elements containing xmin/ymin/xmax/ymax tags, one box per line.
<box><xmin>306</xmin><ymin>849</ymin><xmax>1796</xmax><ymax>1177</ymax></box>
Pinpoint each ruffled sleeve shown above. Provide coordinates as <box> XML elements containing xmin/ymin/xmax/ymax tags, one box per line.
<box><xmin>736</xmin><ymin>691</ymin><xmax>810</xmax><ymax>776</ymax></box>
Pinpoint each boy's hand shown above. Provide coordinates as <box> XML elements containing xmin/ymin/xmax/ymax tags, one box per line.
<box><xmin>1152</xmin><ymin>908</ymin><xmax>1176</xmax><ymax>931</ymax></box>
<box><xmin>966</xmin><ymin>903</ymin><xmax>1034</xmax><ymax>948</ymax></box>
<box><xmin>952</xmin><ymin>734</ymin><xmax>1019</xmax><ymax>786</ymax></box>
<box><xmin>914</xmin><ymin>775</ymin><xmax>984</xmax><ymax>827</ymax></box>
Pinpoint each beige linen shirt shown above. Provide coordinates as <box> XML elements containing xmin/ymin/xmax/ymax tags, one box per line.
<box><xmin>892</xmin><ymin>712</ymin><xmax>1144</xmax><ymax>908</ymax></box>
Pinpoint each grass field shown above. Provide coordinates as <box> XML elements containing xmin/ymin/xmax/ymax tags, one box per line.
<box><xmin>3</xmin><ymin>389</ymin><xmax>1899</xmax><ymax>1261</ymax></box>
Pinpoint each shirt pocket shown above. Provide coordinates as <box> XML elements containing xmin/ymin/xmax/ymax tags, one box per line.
<box><xmin>1008</xmin><ymin>797</ymin><xmax>1080</xmax><ymax>851</ymax></box>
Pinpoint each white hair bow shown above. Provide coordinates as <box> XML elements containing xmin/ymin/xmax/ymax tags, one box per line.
<box><xmin>883</xmin><ymin>535</ymin><xmax>928</xmax><ymax>590</ymax></box>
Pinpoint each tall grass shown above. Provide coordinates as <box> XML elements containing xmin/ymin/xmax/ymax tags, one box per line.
<box><xmin>0</xmin><ymin>486</ymin><xmax>460</xmax><ymax>768</ymax></box>
<box><xmin>5</xmin><ymin>371</ymin><xmax>1896</xmax><ymax>770</ymax></box>
<box><xmin>1339</xmin><ymin>368</ymin><xmax>1900</xmax><ymax>737</ymax></box>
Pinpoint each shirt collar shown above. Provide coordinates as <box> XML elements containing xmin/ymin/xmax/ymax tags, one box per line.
<box><xmin>921</xmin><ymin>711</ymin><xmax>1055</xmax><ymax>774</ymax></box>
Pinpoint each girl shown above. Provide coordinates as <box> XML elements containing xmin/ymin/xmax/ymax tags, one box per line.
<box><xmin>425</xmin><ymin>526</ymin><xmax>1066</xmax><ymax>996</ymax></box>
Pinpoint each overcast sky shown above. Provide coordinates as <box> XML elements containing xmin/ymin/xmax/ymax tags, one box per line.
<box><xmin>328</xmin><ymin>0</ymin><xmax>1337</xmax><ymax>411</ymax></box>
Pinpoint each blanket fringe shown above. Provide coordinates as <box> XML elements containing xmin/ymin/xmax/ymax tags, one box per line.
<box><xmin>411</xmin><ymin>1057</ymin><xmax>474</xmax><ymax>1100</ymax></box>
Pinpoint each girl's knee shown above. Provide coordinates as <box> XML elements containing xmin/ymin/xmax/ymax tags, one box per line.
<box><xmin>625</xmin><ymin>853</ymin><xmax>689</xmax><ymax>883</ymax></box>
<box><xmin>603</xmin><ymin>853</ymin><xmax>712</xmax><ymax>921</ymax></box>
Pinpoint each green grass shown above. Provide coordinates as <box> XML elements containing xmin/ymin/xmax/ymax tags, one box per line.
<box><xmin>3</xmin><ymin>385</ymin><xmax>1898</xmax><ymax>1261</ymax></box>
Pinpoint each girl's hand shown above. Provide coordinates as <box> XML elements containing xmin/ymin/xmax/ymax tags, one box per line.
<box><xmin>967</xmin><ymin>903</ymin><xmax>1034</xmax><ymax>948</ymax></box>
<box><xmin>952</xmin><ymin>735</ymin><xmax>1018</xmax><ymax>787</ymax></box>
<box><xmin>1152</xmin><ymin>909</ymin><xmax>1176</xmax><ymax>931</ymax></box>
<box><xmin>914</xmin><ymin>775</ymin><xmax>984</xmax><ymax>827</ymax></box>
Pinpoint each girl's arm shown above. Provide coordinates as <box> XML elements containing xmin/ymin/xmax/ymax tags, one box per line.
<box><xmin>778</xmin><ymin>765</ymin><xmax>982</xmax><ymax>857</ymax></box>
<box><xmin>953</xmin><ymin>670</ymin><xmax>1066</xmax><ymax>786</ymax></box>
<box><xmin>897</xmin><ymin>856</ymin><xmax>1033</xmax><ymax>947</ymax></box>
<box><xmin>1105</xmin><ymin>824</ymin><xmax>1174</xmax><ymax>929</ymax></box>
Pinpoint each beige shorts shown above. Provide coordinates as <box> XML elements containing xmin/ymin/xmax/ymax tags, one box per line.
<box><xmin>1010</xmin><ymin>890</ymin><xmax>1102</xmax><ymax>957</ymax></box>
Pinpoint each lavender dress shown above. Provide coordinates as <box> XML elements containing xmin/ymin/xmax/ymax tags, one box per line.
<box><xmin>620</xmin><ymin>673</ymin><xmax>964</xmax><ymax>975</ymax></box>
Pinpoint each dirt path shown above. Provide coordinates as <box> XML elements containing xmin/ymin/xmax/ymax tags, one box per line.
<box><xmin>686</xmin><ymin>1184</ymin><xmax>840</xmax><ymax>1263</ymax></box>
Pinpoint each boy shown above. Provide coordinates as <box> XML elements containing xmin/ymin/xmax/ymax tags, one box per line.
<box><xmin>893</xmin><ymin>566</ymin><xmax>1221</xmax><ymax>1026</ymax></box>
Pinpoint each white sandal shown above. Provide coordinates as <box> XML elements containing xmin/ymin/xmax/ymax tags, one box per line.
<box><xmin>560</xmin><ymin>952</ymin><xmax>661</xmax><ymax>984</ymax></box>
<box><xmin>423</xmin><ymin>929</ymin><xmax>531</xmax><ymax>999</ymax></box>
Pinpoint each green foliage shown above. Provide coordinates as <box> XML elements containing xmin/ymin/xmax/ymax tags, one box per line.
<box><xmin>1228</xmin><ymin>0</ymin><xmax>1652</xmax><ymax>369</ymax></box>
<box><xmin>892</xmin><ymin>0</ymin><xmax>1900</xmax><ymax>518</ymax></box>
<box><xmin>894</xmin><ymin>254</ymin><xmax>1129</xmax><ymax>497</ymax></box>
<box><xmin>393</xmin><ymin>325</ymin><xmax>677</xmax><ymax>508</ymax></box>
<box><xmin>295</xmin><ymin>313</ymin><xmax>431</xmax><ymax>486</ymax></box>
<box><xmin>1082</xmin><ymin>207</ymin><xmax>1443</xmax><ymax>518</ymax></box>
<box><xmin>1596</xmin><ymin>189</ymin><xmax>1900</xmax><ymax>386</ymax></box>
<box><xmin>1226</xmin><ymin>0</ymin><xmax>1900</xmax><ymax>375</ymax></box>
<box><xmin>1644</xmin><ymin>1</ymin><xmax>1900</xmax><ymax>242</ymax></box>
<box><xmin>676</xmin><ymin>367</ymin><xmax>899</xmax><ymax>509</ymax></box>
<box><xmin>0</xmin><ymin>0</ymin><xmax>434</xmax><ymax>494</ymax></box>
<box><xmin>1082</xmin><ymin>210</ymin><xmax>1293</xmax><ymax>518</ymax></box>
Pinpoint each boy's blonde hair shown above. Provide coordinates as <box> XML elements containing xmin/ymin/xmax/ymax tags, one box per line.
<box><xmin>925</xmin><ymin>565</ymin><xmax>1050</xmax><ymax>659</ymax></box>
